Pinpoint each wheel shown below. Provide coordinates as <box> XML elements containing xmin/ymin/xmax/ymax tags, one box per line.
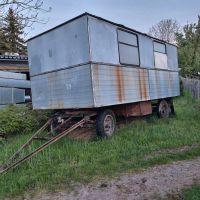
<box><xmin>50</xmin><ymin>116</ymin><xmax>64</xmax><ymax>135</ymax></box>
<box><xmin>96</xmin><ymin>109</ymin><xmax>116</xmax><ymax>137</ymax></box>
<box><xmin>157</xmin><ymin>99</ymin><xmax>171</xmax><ymax>118</ymax></box>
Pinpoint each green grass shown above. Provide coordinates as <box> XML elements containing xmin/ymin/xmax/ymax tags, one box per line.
<box><xmin>0</xmin><ymin>93</ymin><xmax>200</xmax><ymax>199</ymax></box>
<box><xmin>183</xmin><ymin>184</ymin><xmax>200</xmax><ymax>200</ymax></box>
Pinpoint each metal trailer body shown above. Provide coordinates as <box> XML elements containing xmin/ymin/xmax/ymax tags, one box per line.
<box><xmin>0</xmin><ymin>71</ymin><xmax>30</xmax><ymax>106</ymax></box>
<box><xmin>27</xmin><ymin>13</ymin><xmax>180</xmax><ymax>110</ymax></box>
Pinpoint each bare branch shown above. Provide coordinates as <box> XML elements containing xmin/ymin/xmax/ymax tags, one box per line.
<box><xmin>148</xmin><ymin>19</ymin><xmax>181</xmax><ymax>44</ymax></box>
<box><xmin>0</xmin><ymin>0</ymin><xmax>51</xmax><ymax>28</ymax></box>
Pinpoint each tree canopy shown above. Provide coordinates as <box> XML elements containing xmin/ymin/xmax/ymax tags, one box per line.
<box><xmin>2</xmin><ymin>8</ymin><xmax>26</xmax><ymax>54</ymax></box>
<box><xmin>149</xmin><ymin>19</ymin><xmax>180</xmax><ymax>44</ymax></box>
<box><xmin>176</xmin><ymin>16</ymin><xmax>200</xmax><ymax>78</ymax></box>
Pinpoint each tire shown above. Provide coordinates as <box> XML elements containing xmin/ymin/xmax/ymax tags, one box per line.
<box><xmin>96</xmin><ymin>109</ymin><xmax>116</xmax><ymax>137</ymax></box>
<box><xmin>157</xmin><ymin>99</ymin><xmax>171</xmax><ymax>118</ymax></box>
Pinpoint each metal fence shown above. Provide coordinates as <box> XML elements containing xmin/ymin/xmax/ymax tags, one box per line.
<box><xmin>181</xmin><ymin>77</ymin><xmax>200</xmax><ymax>99</ymax></box>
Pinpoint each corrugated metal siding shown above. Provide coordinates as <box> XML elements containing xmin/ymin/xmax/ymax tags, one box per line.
<box><xmin>138</xmin><ymin>35</ymin><xmax>154</xmax><ymax>68</ymax></box>
<box><xmin>0</xmin><ymin>87</ymin><xmax>25</xmax><ymax>104</ymax></box>
<box><xmin>88</xmin><ymin>16</ymin><xmax>119</xmax><ymax>64</ymax></box>
<box><xmin>31</xmin><ymin>65</ymin><xmax>94</xmax><ymax>109</ymax></box>
<box><xmin>13</xmin><ymin>88</ymin><xmax>25</xmax><ymax>103</ymax></box>
<box><xmin>91</xmin><ymin>64</ymin><xmax>150</xmax><ymax>107</ymax></box>
<box><xmin>0</xmin><ymin>87</ymin><xmax>12</xmax><ymax>104</ymax></box>
<box><xmin>28</xmin><ymin>15</ymin><xmax>90</xmax><ymax>76</ymax></box>
<box><xmin>148</xmin><ymin>70</ymin><xmax>180</xmax><ymax>100</ymax></box>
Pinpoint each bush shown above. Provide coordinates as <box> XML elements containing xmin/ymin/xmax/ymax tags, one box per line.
<box><xmin>0</xmin><ymin>105</ymin><xmax>51</xmax><ymax>137</ymax></box>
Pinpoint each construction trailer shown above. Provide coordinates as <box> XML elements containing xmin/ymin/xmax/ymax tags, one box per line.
<box><xmin>27</xmin><ymin>13</ymin><xmax>180</xmax><ymax>137</ymax></box>
<box><xmin>0</xmin><ymin>13</ymin><xmax>181</xmax><ymax>175</ymax></box>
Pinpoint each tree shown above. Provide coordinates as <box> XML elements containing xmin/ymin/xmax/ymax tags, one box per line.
<box><xmin>0</xmin><ymin>0</ymin><xmax>51</xmax><ymax>27</ymax></box>
<box><xmin>0</xmin><ymin>23</ymin><xmax>9</xmax><ymax>54</ymax></box>
<box><xmin>2</xmin><ymin>8</ymin><xmax>26</xmax><ymax>54</ymax></box>
<box><xmin>149</xmin><ymin>19</ymin><xmax>181</xmax><ymax>44</ymax></box>
<box><xmin>176</xmin><ymin>16</ymin><xmax>200</xmax><ymax>78</ymax></box>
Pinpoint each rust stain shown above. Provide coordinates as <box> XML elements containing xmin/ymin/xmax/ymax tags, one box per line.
<box><xmin>93</xmin><ymin>64</ymin><xmax>99</xmax><ymax>83</ymax></box>
<box><xmin>139</xmin><ymin>69</ymin><xmax>148</xmax><ymax>100</ymax></box>
<box><xmin>115</xmin><ymin>66</ymin><xmax>125</xmax><ymax>102</ymax></box>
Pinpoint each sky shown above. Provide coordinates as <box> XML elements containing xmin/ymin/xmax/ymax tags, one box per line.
<box><xmin>28</xmin><ymin>0</ymin><xmax>200</xmax><ymax>38</ymax></box>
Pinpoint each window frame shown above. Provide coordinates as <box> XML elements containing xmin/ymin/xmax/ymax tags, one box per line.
<box><xmin>153</xmin><ymin>41</ymin><xmax>167</xmax><ymax>54</ymax></box>
<box><xmin>117</xmin><ymin>29</ymin><xmax>140</xmax><ymax>66</ymax></box>
<box><xmin>153</xmin><ymin>40</ymin><xmax>168</xmax><ymax>69</ymax></box>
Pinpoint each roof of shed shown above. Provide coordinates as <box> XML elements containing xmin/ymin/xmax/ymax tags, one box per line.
<box><xmin>27</xmin><ymin>12</ymin><xmax>177</xmax><ymax>47</ymax></box>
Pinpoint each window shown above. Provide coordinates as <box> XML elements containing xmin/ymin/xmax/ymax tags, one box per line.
<box><xmin>118</xmin><ymin>30</ymin><xmax>139</xmax><ymax>65</ymax></box>
<box><xmin>153</xmin><ymin>41</ymin><xmax>168</xmax><ymax>69</ymax></box>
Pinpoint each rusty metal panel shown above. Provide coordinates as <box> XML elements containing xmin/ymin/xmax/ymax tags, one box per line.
<box><xmin>91</xmin><ymin>64</ymin><xmax>150</xmax><ymax>107</ymax></box>
<box><xmin>114</xmin><ymin>101</ymin><xmax>152</xmax><ymax>117</ymax></box>
<box><xmin>167</xmin><ymin>44</ymin><xmax>178</xmax><ymax>71</ymax></box>
<box><xmin>148</xmin><ymin>70</ymin><xmax>180</xmax><ymax>100</ymax></box>
<box><xmin>88</xmin><ymin>16</ymin><xmax>119</xmax><ymax>64</ymax></box>
<box><xmin>31</xmin><ymin>64</ymin><xmax>94</xmax><ymax>109</ymax></box>
<box><xmin>138</xmin><ymin>35</ymin><xmax>154</xmax><ymax>68</ymax></box>
<box><xmin>27</xmin><ymin>15</ymin><xmax>90</xmax><ymax>76</ymax></box>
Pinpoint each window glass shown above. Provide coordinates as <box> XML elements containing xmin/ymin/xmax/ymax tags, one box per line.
<box><xmin>154</xmin><ymin>42</ymin><xmax>166</xmax><ymax>54</ymax></box>
<box><xmin>118</xmin><ymin>30</ymin><xmax>138</xmax><ymax>46</ymax></box>
<box><xmin>119</xmin><ymin>43</ymin><xmax>139</xmax><ymax>65</ymax></box>
<box><xmin>118</xmin><ymin>30</ymin><xmax>139</xmax><ymax>65</ymax></box>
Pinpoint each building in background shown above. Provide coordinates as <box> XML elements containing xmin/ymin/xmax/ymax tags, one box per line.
<box><xmin>0</xmin><ymin>55</ymin><xmax>29</xmax><ymax>79</ymax></box>
<box><xmin>0</xmin><ymin>55</ymin><xmax>31</xmax><ymax>108</ymax></box>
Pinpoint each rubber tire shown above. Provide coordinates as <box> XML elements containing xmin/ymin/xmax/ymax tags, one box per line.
<box><xmin>96</xmin><ymin>109</ymin><xmax>116</xmax><ymax>137</ymax></box>
<box><xmin>157</xmin><ymin>99</ymin><xmax>171</xmax><ymax>118</ymax></box>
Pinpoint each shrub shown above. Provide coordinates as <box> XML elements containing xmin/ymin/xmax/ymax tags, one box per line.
<box><xmin>0</xmin><ymin>105</ymin><xmax>51</xmax><ymax>137</ymax></box>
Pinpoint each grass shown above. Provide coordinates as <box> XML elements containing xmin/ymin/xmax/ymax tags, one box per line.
<box><xmin>0</xmin><ymin>93</ymin><xmax>200</xmax><ymax>199</ymax></box>
<box><xmin>183</xmin><ymin>184</ymin><xmax>200</xmax><ymax>200</ymax></box>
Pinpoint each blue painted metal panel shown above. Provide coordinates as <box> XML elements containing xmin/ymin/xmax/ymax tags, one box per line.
<box><xmin>28</xmin><ymin>15</ymin><xmax>90</xmax><ymax>76</ymax></box>
<box><xmin>148</xmin><ymin>70</ymin><xmax>180</xmax><ymax>100</ymax></box>
<box><xmin>31</xmin><ymin>65</ymin><xmax>94</xmax><ymax>109</ymax></box>
<box><xmin>88</xmin><ymin>16</ymin><xmax>119</xmax><ymax>64</ymax></box>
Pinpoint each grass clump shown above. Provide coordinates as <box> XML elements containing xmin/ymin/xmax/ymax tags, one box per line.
<box><xmin>183</xmin><ymin>184</ymin><xmax>200</xmax><ymax>200</ymax></box>
<box><xmin>0</xmin><ymin>105</ymin><xmax>50</xmax><ymax>137</ymax></box>
<box><xmin>0</xmin><ymin>94</ymin><xmax>199</xmax><ymax>199</ymax></box>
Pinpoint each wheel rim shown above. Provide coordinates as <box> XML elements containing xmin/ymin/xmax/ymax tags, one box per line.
<box><xmin>103</xmin><ymin>114</ymin><xmax>115</xmax><ymax>136</ymax></box>
<box><xmin>159</xmin><ymin>100</ymin><xmax>171</xmax><ymax>118</ymax></box>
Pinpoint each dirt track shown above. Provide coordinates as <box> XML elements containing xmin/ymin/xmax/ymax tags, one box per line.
<box><xmin>32</xmin><ymin>157</ymin><xmax>200</xmax><ymax>200</ymax></box>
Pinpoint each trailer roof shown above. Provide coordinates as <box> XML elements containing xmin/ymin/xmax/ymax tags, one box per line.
<box><xmin>27</xmin><ymin>12</ymin><xmax>177</xmax><ymax>47</ymax></box>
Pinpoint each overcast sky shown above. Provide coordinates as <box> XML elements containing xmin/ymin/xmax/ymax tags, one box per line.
<box><xmin>28</xmin><ymin>0</ymin><xmax>200</xmax><ymax>38</ymax></box>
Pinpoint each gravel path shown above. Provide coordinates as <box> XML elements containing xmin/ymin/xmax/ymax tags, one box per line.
<box><xmin>32</xmin><ymin>157</ymin><xmax>200</xmax><ymax>200</ymax></box>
